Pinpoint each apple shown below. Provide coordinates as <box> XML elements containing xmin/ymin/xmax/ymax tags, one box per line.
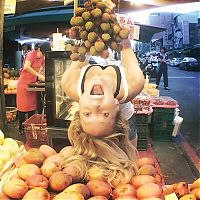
<box><xmin>112</xmin><ymin>184</ymin><xmax>136</xmax><ymax>199</ymax></box>
<box><xmin>64</xmin><ymin>183</ymin><xmax>90</xmax><ymax>199</ymax></box>
<box><xmin>53</xmin><ymin>191</ymin><xmax>84</xmax><ymax>200</ymax></box>
<box><xmin>115</xmin><ymin>196</ymin><xmax>137</xmax><ymax>200</ymax></box>
<box><xmin>88</xmin><ymin>196</ymin><xmax>108</xmax><ymax>200</ymax></box>
<box><xmin>22</xmin><ymin>188</ymin><xmax>50</xmax><ymax>200</ymax></box>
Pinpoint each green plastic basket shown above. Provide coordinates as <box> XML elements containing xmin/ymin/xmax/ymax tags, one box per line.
<box><xmin>151</xmin><ymin>108</ymin><xmax>175</xmax><ymax>141</ymax></box>
<box><xmin>137</xmin><ymin>139</ymin><xmax>148</xmax><ymax>151</ymax></box>
<box><xmin>136</xmin><ymin>124</ymin><xmax>149</xmax><ymax>140</ymax></box>
<box><xmin>135</xmin><ymin>114</ymin><xmax>149</xmax><ymax>124</ymax></box>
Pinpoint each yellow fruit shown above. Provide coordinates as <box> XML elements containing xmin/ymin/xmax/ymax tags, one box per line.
<box><xmin>191</xmin><ymin>178</ymin><xmax>200</xmax><ymax>190</ymax></box>
<box><xmin>0</xmin><ymin>130</ymin><xmax>4</xmax><ymax>145</ymax></box>
<box><xmin>191</xmin><ymin>188</ymin><xmax>200</xmax><ymax>199</ymax></box>
<box><xmin>179</xmin><ymin>194</ymin><xmax>196</xmax><ymax>200</ymax></box>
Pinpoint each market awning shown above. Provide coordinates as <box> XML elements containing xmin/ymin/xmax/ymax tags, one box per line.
<box><xmin>4</xmin><ymin>7</ymin><xmax>74</xmax><ymax>27</ymax></box>
<box><xmin>135</xmin><ymin>23</ymin><xmax>165</xmax><ymax>43</ymax></box>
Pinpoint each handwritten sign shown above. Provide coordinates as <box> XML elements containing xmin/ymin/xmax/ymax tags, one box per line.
<box><xmin>4</xmin><ymin>0</ymin><xmax>16</xmax><ymax>14</ymax></box>
<box><xmin>115</xmin><ymin>13</ymin><xmax>137</xmax><ymax>40</ymax></box>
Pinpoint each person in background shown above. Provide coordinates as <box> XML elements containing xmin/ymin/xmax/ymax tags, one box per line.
<box><xmin>16</xmin><ymin>42</ymin><xmax>51</xmax><ymax>134</ymax></box>
<box><xmin>150</xmin><ymin>51</ymin><xmax>158</xmax><ymax>78</ymax></box>
<box><xmin>156</xmin><ymin>47</ymin><xmax>170</xmax><ymax>90</ymax></box>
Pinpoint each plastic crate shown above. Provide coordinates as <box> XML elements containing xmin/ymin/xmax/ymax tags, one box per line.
<box><xmin>136</xmin><ymin>124</ymin><xmax>149</xmax><ymax>140</ymax></box>
<box><xmin>23</xmin><ymin>114</ymin><xmax>48</xmax><ymax>148</ymax></box>
<box><xmin>6</xmin><ymin>107</ymin><xmax>17</xmax><ymax>122</ymax></box>
<box><xmin>137</xmin><ymin>139</ymin><xmax>148</xmax><ymax>151</ymax></box>
<box><xmin>135</xmin><ymin>114</ymin><xmax>150</xmax><ymax>125</ymax></box>
<box><xmin>151</xmin><ymin>108</ymin><xmax>175</xmax><ymax>141</ymax></box>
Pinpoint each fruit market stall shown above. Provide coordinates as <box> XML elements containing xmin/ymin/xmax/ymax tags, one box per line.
<box><xmin>0</xmin><ymin>129</ymin><xmax>199</xmax><ymax>200</ymax></box>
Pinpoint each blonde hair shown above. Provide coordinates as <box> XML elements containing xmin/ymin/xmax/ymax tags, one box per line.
<box><xmin>61</xmin><ymin>111</ymin><xmax>138</xmax><ymax>187</ymax></box>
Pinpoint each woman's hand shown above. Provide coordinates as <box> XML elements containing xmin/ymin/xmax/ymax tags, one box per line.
<box><xmin>102</xmin><ymin>0</ymin><xmax>116</xmax><ymax>10</ymax></box>
<box><xmin>37</xmin><ymin>74</ymin><xmax>45</xmax><ymax>82</ymax></box>
<box><xmin>121</xmin><ymin>39</ymin><xmax>132</xmax><ymax>50</ymax></box>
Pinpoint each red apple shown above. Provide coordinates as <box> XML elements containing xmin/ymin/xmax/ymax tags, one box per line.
<box><xmin>115</xmin><ymin>196</ymin><xmax>137</xmax><ymax>200</ymax></box>
<box><xmin>112</xmin><ymin>184</ymin><xmax>136</xmax><ymax>199</ymax></box>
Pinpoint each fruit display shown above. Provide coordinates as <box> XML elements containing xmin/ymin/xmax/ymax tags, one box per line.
<box><xmin>68</xmin><ymin>0</ymin><xmax>130</xmax><ymax>62</ymax></box>
<box><xmin>151</xmin><ymin>96</ymin><xmax>178</xmax><ymax>108</ymax></box>
<box><xmin>3</xmin><ymin>68</ymin><xmax>19</xmax><ymax>95</ymax></box>
<box><xmin>143</xmin><ymin>83</ymin><xmax>159</xmax><ymax>98</ymax></box>
<box><xmin>164</xmin><ymin>178</ymin><xmax>200</xmax><ymax>199</ymax></box>
<box><xmin>132</xmin><ymin>92</ymin><xmax>152</xmax><ymax>113</ymax></box>
<box><xmin>0</xmin><ymin>143</ymin><xmax>166</xmax><ymax>200</ymax></box>
<box><xmin>6</xmin><ymin>107</ymin><xmax>17</xmax><ymax>122</ymax></box>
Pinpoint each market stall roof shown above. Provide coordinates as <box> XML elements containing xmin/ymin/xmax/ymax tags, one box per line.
<box><xmin>136</xmin><ymin>23</ymin><xmax>165</xmax><ymax>43</ymax></box>
<box><xmin>4</xmin><ymin>7</ymin><xmax>74</xmax><ymax>27</ymax></box>
<box><xmin>14</xmin><ymin>0</ymin><xmax>199</xmax><ymax>14</ymax></box>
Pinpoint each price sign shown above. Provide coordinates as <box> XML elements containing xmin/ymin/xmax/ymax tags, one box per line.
<box><xmin>115</xmin><ymin>13</ymin><xmax>137</xmax><ymax>40</ymax></box>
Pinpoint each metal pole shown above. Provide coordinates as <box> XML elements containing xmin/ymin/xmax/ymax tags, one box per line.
<box><xmin>0</xmin><ymin>0</ymin><xmax>7</xmax><ymax>132</ymax></box>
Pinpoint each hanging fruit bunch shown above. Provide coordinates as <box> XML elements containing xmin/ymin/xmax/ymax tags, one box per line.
<box><xmin>69</xmin><ymin>0</ymin><xmax>130</xmax><ymax>61</ymax></box>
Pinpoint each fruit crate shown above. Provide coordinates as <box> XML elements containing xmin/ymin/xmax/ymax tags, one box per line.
<box><xmin>151</xmin><ymin>108</ymin><xmax>175</xmax><ymax>141</ymax></box>
<box><xmin>6</xmin><ymin>107</ymin><xmax>17</xmax><ymax>122</ymax></box>
<box><xmin>136</xmin><ymin>124</ymin><xmax>149</xmax><ymax>140</ymax></box>
<box><xmin>135</xmin><ymin>114</ymin><xmax>150</xmax><ymax>125</ymax></box>
<box><xmin>137</xmin><ymin>139</ymin><xmax>148</xmax><ymax>151</ymax></box>
<box><xmin>23</xmin><ymin>114</ymin><xmax>48</xmax><ymax>148</ymax></box>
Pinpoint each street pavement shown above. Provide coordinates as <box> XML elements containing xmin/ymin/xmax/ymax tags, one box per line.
<box><xmin>150</xmin><ymin>65</ymin><xmax>200</xmax><ymax>156</ymax></box>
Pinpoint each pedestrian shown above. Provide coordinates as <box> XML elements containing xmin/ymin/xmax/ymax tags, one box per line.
<box><xmin>16</xmin><ymin>42</ymin><xmax>51</xmax><ymax>134</ymax></box>
<box><xmin>150</xmin><ymin>51</ymin><xmax>158</xmax><ymax>78</ymax></box>
<box><xmin>156</xmin><ymin>47</ymin><xmax>170</xmax><ymax>90</ymax></box>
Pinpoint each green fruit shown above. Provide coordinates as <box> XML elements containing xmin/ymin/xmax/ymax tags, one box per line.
<box><xmin>74</xmin><ymin>16</ymin><xmax>84</xmax><ymax>26</ymax></box>
<box><xmin>96</xmin><ymin>2</ymin><xmax>106</xmax><ymax>10</ymax></box>
<box><xmin>100</xmin><ymin>23</ymin><xmax>110</xmax><ymax>32</ymax></box>
<box><xmin>85</xmin><ymin>40</ymin><xmax>93</xmax><ymax>48</ymax></box>
<box><xmin>102</xmin><ymin>13</ymin><xmax>111</xmax><ymax>22</ymax></box>
<box><xmin>113</xmin><ymin>24</ymin><xmax>121</xmax><ymax>34</ymax></box>
<box><xmin>91</xmin><ymin>8</ymin><xmax>102</xmax><ymax>18</ymax></box>
<box><xmin>82</xmin><ymin>11</ymin><xmax>91</xmax><ymax>21</ymax></box>
<box><xmin>119</xmin><ymin>29</ymin><xmax>129</xmax><ymax>39</ymax></box>
<box><xmin>70</xmin><ymin>17</ymin><xmax>77</xmax><ymax>26</ymax></box>
<box><xmin>85</xmin><ymin>21</ymin><xmax>94</xmax><ymax>31</ymax></box>
<box><xmin>87</xmin><ymin>32</ymin><xmax>98</xmax><ymax>43</ymax></box>
<box><xmin>102</xmin><ymin>33</ymin><xmax>111</xmax><ymax>42</ymax></box>
<box><xmin>90</xmin><ymin>46</ymin><xmax>98</xmax><ymax>56</ymax></box>
<box><xmin>94</xmin><ymin>41</ymin><xmax>105</xmax><ymax>52</ymax></box>
<box><xmin>80</xmin><ymin>30</ymin><xmax>88</xmax><ymax>41</ymax></box>
<box><xmin>75</xmin><ymin>7</ymin><xmax>85</xmax><ymax>16</ymax></box>
<box><xmin>78</xmin><ymin>46</ymin><xmax>87</xmax><ymax>56</ymax></box>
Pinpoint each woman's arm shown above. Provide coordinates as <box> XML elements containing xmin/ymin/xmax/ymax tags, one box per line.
<box><xmin>61</xmin><ymin>59</ymin><xmax>89</xmax><ymax>101</ymax></box>
<box><xmin>23</xmin><ymin>60</ymin><xmax>45</xmax><ymax>81</ymax></box>
<box><xmin>120</xmin><ymin>40</ymin><xmax>145</xmax><ymax>102</ymax></box>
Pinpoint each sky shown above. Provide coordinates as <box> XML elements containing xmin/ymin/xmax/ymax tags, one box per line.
<box><xmin>127</xmin><ymin>2</ymin><xmax>200</xmax><ymax>24</ymax></box>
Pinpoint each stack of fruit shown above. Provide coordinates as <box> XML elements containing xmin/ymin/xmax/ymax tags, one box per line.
<box><xmin>164</xmin><ymin>179</ymin><xmax>200</xmax><ymax>200</ymax></box>
<box><xmin>3</xmin><ymin>68</ymin><xmax>19</xmax><ymax>95</ymax></box>
<box><xmin>68</xmin><ymin>0</ymin><xmax>129</xmax><ymax>62</ymax></box>
<box><xmin>0</xmin><ymin>143</ymin><xmax>165</xmax><ymax>200</ymax></box>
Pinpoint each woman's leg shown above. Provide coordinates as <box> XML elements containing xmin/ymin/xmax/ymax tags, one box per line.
<box><xmin>28</xmin><ymin>110</ymin><xmax>35</xmax><ymax>118</ymax></box>
<box><xmin>18</xmin><ymin>111</ymin><xmax>26</xmax><ymax>134</ymax></box>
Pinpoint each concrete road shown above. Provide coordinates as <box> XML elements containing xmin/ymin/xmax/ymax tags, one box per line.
<box><xmin>151</xmin><ymin>65</ymin><xmax>200</xmax><ymax>156</ymax></box>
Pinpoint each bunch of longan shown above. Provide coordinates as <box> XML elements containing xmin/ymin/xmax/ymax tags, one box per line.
<box><xmin>68</xmin><ymin>0</ymin><xmax>129</xmax><ymax>61</ymax></box>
